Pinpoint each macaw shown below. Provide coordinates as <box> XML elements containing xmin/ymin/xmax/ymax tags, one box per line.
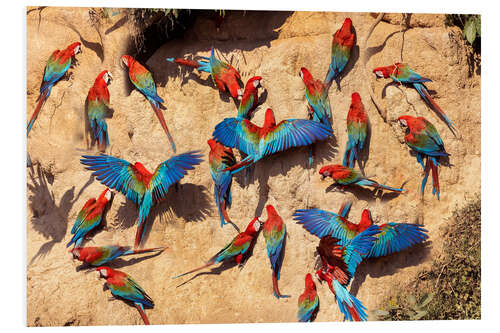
<box><xmin>237</xmin><ymin>76</ymin><xmax>262</xmax><ymax>120</ymax></box>
<box><xmin>121</xmin><ymin>55</ymin><xmax>176</xmax><ymax>152</ymax></box>
<box><xmin>173</xmin><ymin>217</ymin><xmax>263</xmax><ymax>279</ymax></box>
<box><xmin>208</xmin><ymin>138</ymin><xmax>237</xmax><ymax>227</ymax></box>
<box><xmin>299</xmin><ymin>67</ymin><xmax>333</xmax><ymax>166</ymax></box>
<box><xmin>212</xmin><ymin>108</ymin><xmax>333</xmax><ymax>175</ymax></box>
<box><xmin>293</xmin><ymin>200</ymin><xmax>428</xmax><ymax>258</ymax></box>
<box><xmin>96</xmin><ymin>267</ymin><xmax>154</xmax><ymax>325</ymax></box>
<box><xmin>67</xmin><ymin>188</ymin><xmax>111</xmax><ymax>249</ymax></box>
<box><xmin>262</xmin><ymin>204</ymin><xmax>290</xmax><ymax>299</ymax></box>
<box><xmin>87</xmin><ymin>70</ymin><xmax>113</xmax><ymax>152</ymax></box>
<box><xmin>297</xmin><ymin>273</ymin><xmax>319</xmax><ymax>322</ymax></box>
<box><xmin>80</xmin><ymin>151</ymin><xmax>202</xmax><ymax>248</ymax></box>
<box><xmin>398</xmin><ymin>115</ymin><xmax>449</xmax><ymax>199</ymax></box>
<box><xmin>166</xmin><ymin>47</ymin><xmax>242</xmax><ymax>99</ymax></box>
<box><xmin>27</xmin><ymin>42</ymin><xmax>82</xmax><ymax>136</ymax></box>
<box><xmin>325</xmin><ymin>18</ymin><xmax>355</xmax><ymax>88</ymax></box>
<box><xmin>70</xmin><ymin>245</ymin><xmax>165</xmax><ymax>266</ymax></box>
<box><xmin>343</xmin><ymin>92</ymin><xmax>368</xmax><ymax>168</ymax></box>
<box><xmin>373</xmin><ymin>63</ymin><xmax>457</xmax><ymax>136</ymax></box>
<box><xmin>319</xmin><ymin>164</ymin><xmax>406</xmax><ymax>193</ymax></box>
<box><xmin>314</xmin><ymin>228</ymin><xmax>379</xmax><ymax>322</ymax></box>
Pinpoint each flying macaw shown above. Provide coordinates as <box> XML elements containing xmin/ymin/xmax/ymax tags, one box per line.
<box><xmin>27</xmin><ymin>42</ymin><xmax>82</xmax><ymax>136</ymax></box>
<box><xmin>87</xmin><ymin>70</ymin><xmax>113</xmax><ymax>152</ymax></box>
<box><xmin>237</xmin><ymin>76</ymin><xmax>262</xmax><ymax>120</ymax></box>
<box><xmin>262</xmin><ymin>204</ymin><xmax>289</xmax><ymax>299</ymax></box>
<box><xmin>67</xmin><ymin>188</ymin><xmax>111</xmax><ymax>249</ymax></box>
<box><xmin>319</xmin><ymin>164</ymin><xmax>406</xmax><ymax>193</ymax></box>
<box><xmin>96</xmin><ymin>267</ymin><xmax>154</xmax><ymax>325</ymax></box>
<box><xmin>121</xmin><ymin>55</ymin><xmax>176</xmax><ymax>152</ymax></box>
<box><xmin>293</xmin><ymin>200</ymin><xmax>428</xmax><ymax>258</ymax></box>
<box><xmin>166</xmin><ymin>47</ymin><xmax>242</xmax><ymax>99</ymax></box>
<box><xmin>314</xmin><ymin>228</ymin><xmax>379</xmax><ymax>322</ymax></box>
<box><xmin>343</xmin><ymin>92</ymin><xmax>368</xmax><ymax>168</ymax></box>
<box><xmin>299</xmin><ymin>67</ymin><xmax>333</xmax><ymax>166</ymax></box>
<box><xmin>208</xmin><ymin>138</ymin><xmax>237</xmax><ymax>227</ymax></box>
<box><xmin>398</xmin><ymin>115</ymin><xmax>449</xmax><ymax>199</ymax></box>
<box><xmin>173</xmin><ymin>217</ymin><xmax>263</xmax><ymax>279</ymax></box>
<box><xmin>70</xmin><ymin>245</ymin><xmax>165</xmax><ymax>266</ymax></box>
<box><xmin>212</xmin><ymin>108</ymin><xmax>333</xmax><ymax>175</ymax></box>
<box><xmin>80</xmin><ymin>151</ymin><xmax>202</xmax><ymax>248</ymax></box>
<box><xmin>373</xmin><ymin>63</ymin><xmax>457</xmax><ymax>136</ymax></box>
<box><xmin>325</xmin><ymin>18</ymin><xmax>355</xmax><ymax>88</ymax></box>
<box><xmin>297</xmin><ymin>273</ymin><xmax>319</xmax><ymax>322</ymax></box>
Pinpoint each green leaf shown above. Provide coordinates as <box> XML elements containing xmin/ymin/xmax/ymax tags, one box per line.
<box><xmin>418</xmin><ymin>293</ymin><xmax>435</xmax><ymax>308</ymax></box>
<box><xmin>408</xmin><ymin>294</ymin><xmax>417</xmax><ymax>306</ymax></box>
<box><xmin>463</xmin><ymin>17</ymin><xmax>477</xmax><ymax>44</ymax></box>
<box><xmin>414</xmin><ymin>310</ymin><xmax>428</xmax><ymax>320</ymax></box>
<box><xmin>373</xmin><ymin>309</ymin><xmax>390</xmax><ymax>317</ymax></box>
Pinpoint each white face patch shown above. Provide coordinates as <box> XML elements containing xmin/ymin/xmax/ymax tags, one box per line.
<box><xmin>375</xmin><ymin>70</ymin><xmax>383</xmax><ymax>78</ymax></box>
<box><xmin>104</xmin><ymin>190</ymin><xmax>112</xmax><ymax>201</ymax></box>
<box><xmin>121</xmin><ymin>57</ymin><xmax>129</xmax><ymax>67</ymax></box>
<box><xmin>323</xmin><ymin>171</ymin><xmax>330</xmax><ymax>176</ymax></box>
<box><xmin>99</xmin><ymin>269</ymin><xmax>107</xmax><ymax>278</ymax></box>
<box><xmin>299</xmin><ymin>71</ymin><xmax>303</xmax><ymax>79</ymax></box>
<box><xmin>253</xmin><ymin>220</ymin><xmax>261</xmax><ymax>231</ymax></box>
<box><xmin>399</xmin><ymin>119</ymin><xmax>407</xmax><ymax>127</ymax></box>
<box><xmin>253</xmin><ymin>80</ymin><xmax>260</xmax><ymax>88</ymax></box>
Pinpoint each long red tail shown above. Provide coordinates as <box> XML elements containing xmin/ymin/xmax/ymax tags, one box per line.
<box><xmin>27</xmin><ymin>91</ymin><xmax>48</xmax><ymax>135</ymax></box>
<box><xmin>172</xmin><ymin>261</ymin><xmax>214</xmax><ymax>279</ymax></box>
<box><xmin>135</xmin><ymin>304</ymin><xmax>150</xmax><ymax>325</ymax></box>
<box><xmin>417</xmin><ymin>84</ymin><xmax>457</xmax><ymax>136</ymax></box>
<box><xmin>149</xmin><ymin>101</ymin><xmax>176</xmax><ymax>153</ymax></box>
<box><xmin>134</xmin><ymin>223</ymin><xmax>146</xmax><ymax>249</ymax></box>
<box><xmin>221</xmin><ymin>199</ymin><xmax>232</xmax><ymax>223</ymax></box>
<box><xmin>272</xmin><ymin>271</ymin><xmax>290</xmax><ymax>299</ymax></box>
<box><xmin>167</xmin><ymin>58</ymin><xmax>201</xmax><ymax>69</ymax></box>
<box><xmin>431</xmin><ymin>161</ymin><xmax>440</xmax><ymax>199</ymax></box>
<box><xmin>126</xmin><ymin>247</ymin><xmax>166</xmax><ymax>256</ymax></box>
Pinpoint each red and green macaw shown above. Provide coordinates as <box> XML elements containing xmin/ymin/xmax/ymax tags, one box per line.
<box><xmin>27</xmin><ymin>42</ymin><xmax>82</xmax><ymax>136</ymax></box>
<box><xmin>297</xmin><ymin>273</ymin><xmax>319</xmax><ymax>322</ymax></box>
<box><xmin>299</xmin><ymin>67</ymin><xmax>333</xmax><ymax>166</ymax></box>
<box><xmin>212</xmin><ymin>108</ymin><xmax>333</xmax><ymax>175</ymax></box>
<box><xmin>70</xmin><ymin>245</ymin><xmax>165</xmax><ymax>266</ymax></box>
<box><xmin>262</xmin><ymin>204</ymin><xmax>289</xmax><ymax>299</ymax></box>
<box><xmin>166</xmin><ymin>47</ymin><xmax>242</xmax><ymax>99</ymax></box>
<box><xmin>319</xmin><ymin>164</ymin><xmax>406</xmax><ymax>193</ymax></box>
<box><xmin>325</xmin><ymin>18</ymin><xmax>355</xmax><ymax>88</ymax></box>
<box><xmin>173</xmin><ymin>217</ymin><xmax>263</xmax><ymax>279</ymax></box>
<box><xmin>67</xmin><ymin>188</ymin><xmax>111</xmax><ymax>249</ymax></box>
<box><xmin>80</xmin><ymin>151</ymin><xmax>202</xmax><ymax>248</ymax></box>
<box><xmin>398</xmin><ymin>115</ymin><xmax>449</xmax><ymax>199</ymax></box>
<box><xmin>294</xmin><ymin>200</ymin><xmax>428</xmax><ymax>259</ymax></box>
<box><xmin>237</xmin><ymin>76</ymin><xmax>262</xmax><ymax>120</ymax></box>
<box><xmin>343</xmin><ymin>92</ymin><xmax>368</xmax><ymax>168</ymax></box>
<box><xmin>314</xmin><ymin>228</ymin><xmax>379</xmax><ymax>322</ymax></box>
<box><xmin>87</xmin><ymin>70</ymin><xmax>113</xmax><ymax>152</ymax></box>
<box><xmin>373</xmin><ymin>63</ymin><xmax>457</xmax><ymax>136</ymax></box>
<box><xmin>208</xmin><ymin>138</ymin><xmax>237</xmax><ymax>227</ymax></box>
<box><xmin>96</xmin><ymin>267</ymin><xmax>154</xmax><ymax>325</ymax></box>
<box><xmin>121</xmin><ymin>55</ymin><xmax>176</xmax><ymax>152</ymax></box>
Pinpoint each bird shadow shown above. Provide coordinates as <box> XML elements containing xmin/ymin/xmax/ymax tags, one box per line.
<box><xmin>325</xmin><ymin>180</ymin><xmax>406</xmax><ymax>202</ymax></box>
<box><xmin>349</xmin><ymin>241</ymin><xmax>432</xmax><ymax>297</ymax></box>
<box><xmin>75</xmin><ymin>251</ymin><xmax>164</xmax><ymax>272</ymax></box>
<box><xmin>366</xmin><ymin>30</ymin><xmax>402</xmax><ymax>64</ymax></box>
<box><xmin>27</xmin><ymin>165</ymin><xmax>92</xmax><ymax>265</ymax></box>
<box><xmin>64</xmin><ymin>20</ymin><xmax>104</xmax><ymax>63</ymax></box>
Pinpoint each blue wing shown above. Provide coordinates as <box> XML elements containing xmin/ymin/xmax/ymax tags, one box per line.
<box><xmin>368</xmin><ymin>223</ymin><xmax>428</xmax><ymax>258</ymax></box>
<box><xmin>293</xmin><ymin>208</ymin><xmax>357</xmax><ymax>243</ymax></box>
<box><xmin>342</xmin><ymin>225</ymin><xmax>380</xmax><ymax>277</ymax></box>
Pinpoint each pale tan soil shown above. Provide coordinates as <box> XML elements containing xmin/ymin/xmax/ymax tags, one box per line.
<box><xmin>26</xmin><ymin>8</ymin><xmax>480</xmax><ymax>326</ymax></box>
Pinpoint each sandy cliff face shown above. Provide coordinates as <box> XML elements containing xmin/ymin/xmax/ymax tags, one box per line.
<box><xmin>26</xmin><ymin>8</ymin><xmax>480</xmax><ymax>326</ymax></box>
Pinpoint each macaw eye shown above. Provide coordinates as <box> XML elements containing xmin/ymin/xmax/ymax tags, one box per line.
<box><xmin>253</xmin><ymin>80</ymin><xmax>260</xmax><ymax>88</ymax></box>
<box><xmin>375</xmin><ymin>71</ymin><xmax>383</xmax><ymax>78</ymax></box>
<box><xmin>324</xmin><ymin>171</ymin><xmax>330</xmax><ymax>176</ymax></box>
<box><xmin>254</xmin><ymin>220</ymin><xmax>261</xmax><ymax>231</ymax></box>
<box><xmin>399</xmin><ymin>119</ymin><xmax>407</xmax><ymax>127</ymax></box>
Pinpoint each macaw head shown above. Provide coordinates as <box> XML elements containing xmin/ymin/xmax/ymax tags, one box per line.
<box><xmin>69</xmin><ymin>247</ymin><xmax>82</xmax><ymax>261</ymax></box>
<box><xmin>341</xmin><ymin>17</ymin><xmax>353</xmax><ymax>33</ymax></box>
<box><xmin>96</xmin><ymin>70</ymin><xmax>113</xmax><ymax>86</ymax></box>
<box><xmin>263</xmin><ymin>108</ymin><xmax>277</xmax><ymax>128</ymax></box>
<box><xmin>247</xmin><ymin>76</ymin><xmax>262</xmax><ymax>90</ymax></box>
<box><xmin>398</xmin><ymin>115</ymin><xmax>414</xmax><ymax>129</ymax></box>
<box><xmin>299</xmin><ymin>67</ymin><xmax>313</xmax><ymax>83</ymax></box>
<box><xmin>304</xmin><ymin>273</ymin><xmax>316</xmax><ymax>291</ymax></box>
<box><xmin>207</xmin><ymin>138</ymin><xmax>217</xmax><ymax>150</ymax></box>
<box><xmin>360</xmin><ymin>209</ymin><xmax>374</xmax><ymax>228</ymax></box>
<box><xmin>96</xmin><ymin>266</ymin><xmax>114</xmax><ymax>279</ymax></box>
<box><xmin>121</xmin><ymin>55</ymin><xmax>134</xmax><ymax>68</ymax></box>
<box><xmin>245</xmin><ymin>217</ymin><xmax>263</xmax><ymax>235</ymax></box>
<box><xmin>97</xmin><ymin>188</ymin><xmax>112</xmax><ymax>204</ymax></box>
<box><xmin>351</xmin><ymin>92</ymin><xmax>361</xmax><ymax>104</ymax></box>
<box><xmin>265</xmin><ymin>204</ymin><xmax>278</xmax><ymax>217</ymax></box>
<box><xmin>373</xmin><ymin>64</ymin><xmax>395</xmax><ymax>79</ymax></box>
<box><xmin>68</xmin><ymin>42</ymin><xmax>82</xmax><ymax>56</ymax></box>
<box><xmin>319</xmin><ymin>164</ymin><xmax>345</xmax><ymax>180</ymax></box>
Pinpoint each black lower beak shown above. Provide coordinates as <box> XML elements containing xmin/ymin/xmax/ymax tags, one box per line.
<box><xmin>321</xmin><ymin>174</ymin><xmax>326</xmax><ymax>180</ymax></box>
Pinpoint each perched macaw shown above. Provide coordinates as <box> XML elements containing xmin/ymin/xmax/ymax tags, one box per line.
<box><xmin>343</xmin><ymin>92</ymin><xmax>368</xmax><ymax>168</ymax></box>
<box><xmin>293</xmin><ymin>200</ymin><xmax>428</xmax><ymax>258</ymax></box>
<box><xmin>27</xmin><ymin>42</ymin><xmax>82</xmax><ymax>136</ymax></box>
<box><xmin>208</xmin><ymin>139</ymin><xmax>237</xmax><ymax>227</ymax></box>
<box><xmin>96</xmin><ymin>267</ymin><xmax>154</xmax><ymax>325</ymax></box>
<box><xmin>121</xmin><ymin>55</ymin><xmax>176</xmax><ymax>152</ymax></box>
<box><xmin>262</xmin><ymin>204</ymin><xmax>289</xmax><ymax>299</ymax></box>
<box><xmin>325</xmin><ymin>18</ymin><xmax>355</xmax><ymax>88</ymax></box>
<box><xmin>319</xmin><ymin>164</ymin><xmax>406</xmax><ymax>193</ymax></box>
<box><xmin>398</xmin><ymin>115</ymin><xmax>449</xmax><ymax>199</ymax></box>
<box><xmin>70</xmin><ymin>245</ymin><xmax>165</xmax><ymax>266</ymax></box>
<box><xmin>237</xmin><ymin>76</ymin><xmax>262</xmax><ymax>120</ymax></box>
<box><xmin>87</xmin><ymin>70</ymin><xmax>113</xmax><ymax>152</ymax></box>
<box><xmin>173</xmin><ymin>218</ymin><xmax>263</xmax><ymax>279</ymax></box>
<box><xmin>299</xmin><ymin>67</ymin><xmax>333</xmax><ymax>166</ymax></box>
<box><xmin>212</xmin><ymin>108</ymin><xmax>333</xmax><ymax>175</ymax></box>
<box><xmin>67</xmin><ymin>188</ymin><xmax>111</xmax><ymax>249</ymax></box>
<box><xmin>373</xmin><ymin>63</ymin><xmax>457</xmax><ymax>136</ymax></box>
<box><xmin>80</xmin><ymin>151</ymin><xmax>202</xmax><ymax>248</ymax></box>
<box><xmin>166</xmin><ymin>47</ymin><xmax>242</xmax><ymax>99</ymax></box>
<box><xmin>314</xmin><ymin>228</ymin><xmax>379</xmax><ymax>322</ymax></box>
<box><xmin>297</xmin><ymin>273</ymin><xmax>319</xmax><ymax>322</ymax></box>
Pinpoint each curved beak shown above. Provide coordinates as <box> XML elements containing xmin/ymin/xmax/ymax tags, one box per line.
<box><xmin>320</xmin><ymin>174</ymin><xmax>326</xmax><ymax>180</ymax></box>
